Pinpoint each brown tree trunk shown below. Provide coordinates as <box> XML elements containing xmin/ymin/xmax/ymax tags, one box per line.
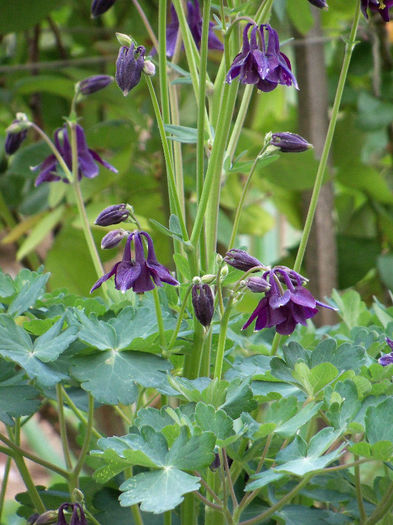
<box><xmin>294</xmin><ymin>10</ymin><xmax>337</xmax><ymax>325</ymax></box>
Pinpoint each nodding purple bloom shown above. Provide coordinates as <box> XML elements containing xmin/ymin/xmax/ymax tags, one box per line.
<box><xmin>192</xmin><ymin>284</ymin><xmax>214</xmax><ymax>326</ymax></box>
<box><xmin>5</xmin><ymin>120</ymin><xmax>28</xmax><ymax>155</ymax></box>
<box><xmin>378</xmin><ymin>337</ymin><xmax>393</xmax><ymax>366</ymax></box>
<box><xmin>271</xmin><ymin>132</ymin><xmax>312</xmax><ymax>153</ymax></box>
<box><xmin>78</xmin><ymin>75</ymin><xmax>113</xmax><ymax>95</ymax></box>
<box><xmin>101</xmin><ymin>229</ymin><xmax>128</xmax><ymax>249</ymax></box>
<box><xmin>95</xmin><ymin>204</ymin><xmax>129</xmax><ymax>226</ymax></box>
<box><xmin>90</xmin><ymin>231</ymin><xmax>179</xmax><ymax>294</ymax></box>
<box><xmin>361</xmin><ymin>0</ymin><xmax>393</xmax><ymax>21</ymax></box>
<box><xmin>224</xmin><ymin>249</ymin><xmax>264</xmax><ymax>272</ymax></box>
<box><xmin>245</xmin><ymin>276</ymin><xmax>271</xmax><ymax>293</ymax></box>
<box><xmin>91</xmin><ymin>0</ymin><xmax>116</xmax><ymax>17</ymax></box>
<box><xmin>116</xmin><ymin>44</ymin><xmax>146</xmax><ymax>96</ymax></box>
<box><xmin>242</xmin><ymin>265</ymin><xmax>335</xmax><ymax>335</ymax></box>
<box><xmin>308</xmin><ymin>0</ymin><xmax>328</xmax><ymax>8</ymax></box>
<box><xmin>57</xmin><ymin>503</ymin><xmax>86</xmax><ymax>525</ymax></box>
<box><xmin>164</xmin><ymin>1</ymin><xmax>223</xmax><ymax>57</ymax></box>
<box><xmin>226</xmin><ymin>23</ymin><xmax>298</xmax><ymax>92</ymax></box>
<box><xmin>33</xmin><ymin>124</ymin><xmax>117</xmax><ymax>186</ymax></box>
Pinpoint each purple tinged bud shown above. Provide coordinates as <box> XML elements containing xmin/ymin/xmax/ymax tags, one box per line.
<box><xmin>95</xmin><ymin>204</ymin><xmax>129</xmax><ymax>226</ymax></box>
<box><xmin>209</xmin><ymin>452</ymin><xmax>221</xmax><ymax>471</ymax></box>
<box><xmin>224</xmin><ymin>249</ymin><xmax>264</xmax><ymax>272</ymax></box>
<box><xmin>101</xmin><ymin>229</ymin><xmax>128</xmax><ymax>249</ymax></box>
<box><xmin>271</xmin><ymin>132</ymin><xmax>313</xmax><ymax>153</ymax></box>
<box><xmin>192</xmin><ymin>284</ymin><xmax>214</xmax><ymax>327</ymax></box>
<box><xmin>115</xmin><ymin>44</ymin><xmax>146</xmax><ymax>96</ymax></box>
<box><xmin>307</xmin><ymin>0</ymin><xmax>328</xmax><ymax>8</ymax></box>
<box><xmin>246</xmin><ymin>277</ymin><xmax>271</xmax><ymax>293</ymax></box>
<box><xmin>78</xmin><ymin>75</ymin><xmax>113</xmax><ymax>95</ymax></box>
<box><xmin>91</xmin><ymin>0</ymin><xmax>116</xmax><ymax>17</ymax></box>
<box><xmin>5</xmin><ymin>120</ymin><xmax>28</xmax><ymax>155</ymax></box>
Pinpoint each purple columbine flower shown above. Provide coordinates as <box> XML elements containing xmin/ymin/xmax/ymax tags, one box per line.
<box><xmin>164</xmin><ymin>1</ymin><xmax>223</xmax><ymax>57</ymax></box>
<box><xmin>57</xmin><ymin>503</ymin><xmax>86</xmax><ymax>525</ymax></box>
<box><xmin>361</xmin><ymin>0</ymin><xmax>393</xmax><ymax>21</ymax></box>
<box><xmin>95</xmin><ymin>204</ymin><xmax>129</xmax><ymax>226</ymax></box>
<box><xmin>242</xmin><ymin>265</ymin><xmax>335</xmax><ymax>335</ymax></box>
<box><xmin>308</xmin><ymin>0</ymin><xmax>328</xmax><ymax>8</ymax></box>
<box><xmin>115</xmin><ymin>44</ymin><xmax>146</xmax><ymax>96</ymax></box>
<box><xmin>245</xmin><ymin>276</ymin><xmax>271</xmax><ymax>293</ymax></box>
<box><xmin>91</xmin><ymin>0</ymin><xmax>116</xmax><ymax>17</ymax></box>
<box><xmin>378</xmin><ymin>337</ymin><xmax>393</xmax><ymax>366</ymax></box>
<box><xmin>5</xmin><ymin>120</ymin><xmax>28</xmax><ymax>155</ymax></box>
<box><xmin>271</xmin><ymin>132</ymin><xmax>312</xmax><ymax>153</ymax></box>
<box><xmin>226</xmin><ymin>23</ymin><xmax>298</xmax><ymax>92</ymax></box>
<box><xmin>90</xmin><ymin>231</ymin><xmax>179</xmax><ymax>294</ymax></box>
<box><xmin>32</xmin><ymin>124</ymin><xmax>117</xmax><ymax>186</ymax></box>
<box><xmin>78</xmin><ymin>75</ymin><xmax>113</xmax><ymax>95</ymax></box>
<box><xmin>224</xmin><ymin>249</ymin><xmax>264</xmax><ymax>272</ymax></box>
<box><xmin>192</xmin><ymin>284</ymin><xmax>214</xmax><ymax>326</ymax></box>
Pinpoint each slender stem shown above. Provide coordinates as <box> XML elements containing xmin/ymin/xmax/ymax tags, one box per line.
<box><xmin>167</xmin><ymin>284</ymin><xmax>193</xmax><ymax>350</ymax></box>
<box><xmin>293</xmin><ymin>1</ymin><xmax>361</xmax><ymax>273</ymax></box>
<box><xmin>61</xmin><ymin>389</ymin><xmax>102</xmax><ymax>440</ymax></box>
<box><xmin>194</xmin><ymin>491</ymin><xmax>224</xmax><ymax>511</ymax></box>
<box><xmin>213</xmin><ymin>294</ymin><xmax>234</xmax><ymax>380</ymax></box>
<box><xmin>12</xmin><ymin>453</ymin><xmax>46</xmax><ymax>513</ymax></box>
<box><xmin>131</xmin><ymin>505</ymin><xmax>144</xmax><ymax>525</ymax></box>
<box><xmin>145</xmin><ymin>76</ymin><xmax>188</xmax><ymax>240</ymax></box>
<box><xmin>56</xmin><ymin>383</ymin><xmax>73</xmax><ymax>470</ymax></box>
<box><xmin>223</xmin><ymin>449</ymin><xmax>237</xmax><ymax>509</ymax></box>
<box><xmin>131</xmin><ymin>0</ymin><xmax>159</xmax><ymax>50</ymax></box>
<box><xmin>0</xmin><ymin>456</ymin><xmax>11</xmax><ymax>521</ymax></box>
<box><xmin>195</xmin><ymin>472</ymin><xmax>223</xmax><ymax>505</ymax></box>
<box><xmin>164</xmin><ymin>511</ymin><xmax>172</xmax><ymax>525</ymax></box>
<box><xmin>29</xmin><ymin>122</ymin><xmax>73</xmax><ymax>182</ymax></box>
<box><xmin>365</xmin><ymin>480</ymin><xmax>393</xmax><ymax>525</ymax></box>
<box><xmin>153</xmin><ymin>287</ymin><xmax>167</xmax><ymax>350</ymax></box>
<box><xmin>238</xmin><ymin>474</ymin><xmax>313</xmax><ymax>525</ymax></box>
<box><xmin>169</xmin><ymin>81</ymin><xmax>185</xmax><ymax>216</ymax></box>
<box><xmin>114</xmin><ymin>405</ymin><xmax>132</xmax><ymax>426</ymax></box>
<box><xmin>354</xmin><ymin>455</ymin><xmax>367</xmax><ymax>523</ymax></box>
<box><xmin>70</xmin><ymin>393</ymin><xmax>95</xmax><ymax>489</ymax></box>
<box><xmin>159</xmin><ymin>0</ymin><xmax>171</xmax><ymax>126</ymax></box>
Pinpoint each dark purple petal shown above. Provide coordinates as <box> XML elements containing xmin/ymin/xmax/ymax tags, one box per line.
<box><xmin>90</xmin><ymin>263</ymin><xmax>119</xmax><ymax>293</ymax></box>
<box><xmin>242</xmin><ymin>298</ymin><xmax>266</xmax><ymax>330</ymax></box>
<box><xmin>379</xmin><ymin>351</ymin><xmax>393</xmax><ymax>366</ymax></box>
<box><xmin>115</xmin><ymin>45</ymin><xmax>145</xmax><ymax>96</ymax></box>
<box><xmin>78</xmin><ymin>75</ymin><xmax>113</xmax><ymax>95</ymax></box>
<box><xmin>75</xmin><ymin>125</ymin><xmax>99</xmax><ymax>179</ymax></box>
<box><xmin>192</xmin><ymin>284</ymin><xmax>214</xmax><ymax>326</ymax></box>
<box><xmin>91</xmin><ymin>0</ymin><xmax>116</xmax><ymax>17</ymax></box>
<box><xmin>270</xmin><ymin>290</ymin><xmax>291</xmax><ymax>309</ymax></box>
<box><xmin>387</xmin><ymin>337</ymin><xmax>393</xmax><ymax>351</ymax></box>
<box><xmin>166</xmin><ymin>5</ymin><xmax>180</xmax><ymax>56</ymax></box>
<box><xmin>276</xmin><ymin>315</ymin><xmax>297</xmax><ymax>335</ymax></box>
<box><xmin>89</xmin><ymin>148</ymin><xmax>118</xmax><ymax>173</ymax></box>
<box><xmin>115</xmin><ymin>260</ymin><xmax>142</xmax><ymax>292</ymax></box>
<box><xmin>290</xmin><ymin>287</ymin><xmax>317</xmax><ymax>308</ymax></box>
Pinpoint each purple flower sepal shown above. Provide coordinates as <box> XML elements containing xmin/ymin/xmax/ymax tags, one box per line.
<box><xmin>361</xmin><ymin>0</ymin><xmax>393</xmax><ymax>21</ymax></box>
<box><xmin>5</xmin><ymin>120</ymin><xmax>28</xmax><ymax>155</ymax></box>
<box><xmin>57</xmin><ymin>503</ymin><xmax>86</xmax><ymax>525</ymax></box>
<box><xmin>271</xmin><ymin>132</ymin><xmax>312</xmax><ymax>153</ymax></box>
<box><xmin>32</xmin><ymin>124</ymin><xmax>117</xmax><ymax>186</ymax></box>
<box><xmin>308</xmin><ymin>0</ymin><xmax>328</xmax><ymax>8</ymax></box>
<box><xmin>115</xmin><ymin>44</ymin><xmax>146</xmax><ymax>96</ymax></box>
<box><xmin>378</xmin><ymin>337</ymin><xmax>393</xmax><ymax>366</ymax></box>
<box><xmin>78</xmin><ymin>75</ymin><xmax>113</xmax><ymax>95</ymax></box>
<box><xmin>95</xmin><ymin>204</ymin><xmax>129</xmax><ymax>226</ymax></box>
<box><xmin>242</xmin><ymin>265</ymin><xmax>335</xmax><ymax>335</ymax></box>
<box><xmin>224</xmin><ymin>249</ymin><xmax>264</xmax><ymax>272</ymax></box>
<box><xmin>90</xmin><ymin>231</ymin><xmax>179</xmax><ymax>294</ymax></box>
<box><xmin>226</xmin><ymin>23</ymin><xmax>298</xmax><ymax>93</ymax></box>
<box><xmin>91</xmin><ymin>0</ymin><xmax>116</xmax><ymax>17</ymax></box>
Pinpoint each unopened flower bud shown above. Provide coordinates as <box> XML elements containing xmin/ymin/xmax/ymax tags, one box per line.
<box><xmin>209</xmin><ymin>452</ymin><xmax>221</xmax><ymax>471</ymax></box>
<box><xmin>308</xmin><ymin>0</ymin><xmax>328</xmax><ymax>8</ymax></box>
<box><xmin>77</xmin><ymin>75</ymin><xmax>113</xmax><ymax>95</ymax></box>
<box><xmin>95</xmin><ymin>204</ymin><xmax>129</xmax><ymax>226</ymax></box>
<box><xmin>143</xmin><ymin>60</ymin><xmax>156</xmax><ymax>77</ymax></box>
<box><xmin>201</xmin><ymin>274</ymin><xmax>216</xmax><ymax>284</ymax></box>
<box><xmin>224</xmin><ymin>249</ymin><xmax>263</xmax><ymax>272</ymax></box>
<box><xmin>246</xmin><ymin>277</ymin><xmax>271</xmax><ymax>293</ymax></box>
<box><xmin>101</xmin><ymin>229</ymin><xmax>127</xmax><ymax>249</ymax></box>
<box><xmin>5</xmin><ymin>119</ymin><xmax>29</xmax><ymax>155</ymax></box>
<box><xmin>28</xmin><ymin>510</ymin><xmax>57</xmax><ymax>524</ymax></box>
<box><xmin>116</xmin><ymin>44</ymin><xmax>146</xmax><ymax>96</ymax></box>
<box><xmin>91</xmin><ymin>0</ymin><xmax>116</xmax><ymax>17</ymax></box>
<box><xmin>270</xmin><ymin>132</ymin><xmax>312</xmax><ymax>153</ymax></box>
<box><xmin>192</xmin><ymin>284</ymin><xmax>214</xmax><ymax>327</ymax></box>
<box><xmin>72</xmin><ymin>488</ymin><xmax>85</xmax><ymax>505</ymax></box>
<box><xmin>116</xmin><ymin>32</ymin><xmax>133</xmax><ymax>47</ymax></box>
<box><xmin>220</xmin><ymin>264</ymin><xmax>228</xmax><ymax>278</ymax></box>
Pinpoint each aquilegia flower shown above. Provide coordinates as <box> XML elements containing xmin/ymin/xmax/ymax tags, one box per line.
<box><xmin>116</xmin><ymin>44</ymin><xmax>146</xmax><ymax>96</ymax></box>
<box><xmin>95</xmin><ymin>204</ymin><xmax>129</xmax><ymax>226</ymax></box>
<box><xmin>57</xmin><ymin>503</ymin><xmax>86</xmax><ymax>525</ymax></box>
<box><xmin>5</xmin><ymin>121</ymin><xmax>28</xmax><ymax>155</ymax></box>
<box><xmin>270</xmin><ymin>132</ymin><xmax>312</xmax><ymax>153</ymax></box>
<box><xmin>33</xmin><ymin>124</ymin><xmax>117</xmax><ymax>186</ymax></box>
<box><xmin>378</xmin><ymin>337</ymin><xmax>393</xmax><ymax>366</ymax></box>
<box><xmin>226</xmin><ymin>23</ymin><xmax>298</xmax><ymax>92</ymax></box>
<box><xmin>77</xmin><ymin>75</ymin><xmax>113</xmax><ymax>95</ymax></box>
<box><xmin>224</xmin><ymin>249</ymin><xmax>265</xmax><ymax>272</ymax></box>
<box><xmin>90</xmin><ymin>231</ymin><xmax>179</xmax><ymax>293</ymax></box>
<box><xmin>192</xmin><ymin>284</ymin><xmax>214</xmax><ymax>326</ymax></box>
<box><xmin>91</xmin><ymin>0</ymin><xmax>116</xmax><ymax>17</ymax></box>
<box><xmin>165</xmin><ymin>1</ymin><xmax>223</xmax><ymax>57</ymax></box>
<box><xmin>233</xmin><ymin>261</ymin><xmax>334</xmax><ymax>335</ymax></box>
<box><xmin>361</xmin><ymin>0</ymin><xmax>393</xmax><ymax>21</ymax></box>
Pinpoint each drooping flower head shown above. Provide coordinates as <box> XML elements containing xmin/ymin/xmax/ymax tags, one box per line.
<box><xmin>5</xmin><ymin>118</ymin><xmax>29</xmax><ymax>155</ymax></box>
<box><xmin>77</xmin><ymin>75</ymin><xmax>113</xmax><ymax>95</ymax></box>
<box><xmin>95</xmin><ymin>204</ymin><xmax>130</xmax><ymax>226</ymax></box>
<box><xmin>115</xmin><ymin>44</ymin><xmax>146</xmax><ymax>96</ymax></box>
<box><xmin>163</xmin><ymin>1</ymin><xmax>223</xmax><ymax>57</ymax></box>
<box><xmin>57</xmin><ymin>503</ymin><xmax>86</xmax><ymax>525</ymax></box>
<box><xmin>361</xmin><ymin>0</ymin><xmax>393</xmax><ymax>21</ymax></box>
<box><xmin>270</xmin><ymin>132</ymin><xmax>312</xmax><ymax>153</ymax></box>
<box><xmin>224</xmin><ymin>249</ymin><xmax>265</xmax><ymax>272</ymax></box>
<box><xmin>225</xmin><ymin>252</ymin><xmax>335</xmax><ymax>335</ymax></box>
<box><xmin>226</xmin><ymin>23</ymin><xmax>298</xmax><ymax>92</ymax></box>
<box><xmin>90</xmin><ymin>231</ymin><xmax>179</xmax><ymax>294</ymax></box>
<box><xmin>91</xmin><ymin>0</ymin><xmax>116</xmax><ymax>17</ymax></box>
<box><xmin>32</xmin><ymin>124</ymin><xmax>117</xmax><ymax>186</ymax></box>
<box><xmin>378</xmin><ymin>337</ymin><xmax>393</xmax><ymax>366</ymax></box>
<box><xmin>192</xmin><ymin>283</ymin><xmax>214</xmax><ymax>326</ymax></box>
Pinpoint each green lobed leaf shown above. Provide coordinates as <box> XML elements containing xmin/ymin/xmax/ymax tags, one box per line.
<box><xmin>8</xmin><ymin>272</ymin><xmax>50</xmax><ymax>317</ymax></box>
<box><xmin>0</xmin><ymin>385</ymin><xmax>41</xmax><ymax>426</ymax></box>
<box><xmin>366</xmin><ymin>398</ymin><xmax>393</xmax><ymax>445</ymax></box>
<box><xmin>195</xmin><ymin>403</ymin><xmax>235</xmax><ymax>443</ymax></box>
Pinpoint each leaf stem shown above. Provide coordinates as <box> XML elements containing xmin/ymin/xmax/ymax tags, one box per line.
<box><xmin>153</xmin><ymin>287</ymin><xmax>167</xmax><ymax>350</ymax></box>
<box><xmin>354</xmin><ymin>454</ymin><xmax>367</xmax><ymax>523</ymax></box>
<box><xmin>365</xmin><ymin>479</ymin><xmax>393</xmax><ymax>524</ymax></box>
<box><xmin>167</xmin><ymin>283</ymin><xmax>193</xmax><ymax>350</ymax></box>
<box><xmin>0</xmin><ymin>456</ymin><xmax>11</xmax><ymax>521</ymax></box>
<box><xmin>61</xmin><ymin>388</ymin><xmax>102</xmax><ymax>440</ymax></box>
<box><xmin>56</xmin><ymin>383</ymin><xmax>73</xmax><ymax>470</ymax></box>
<box><xmin>13</xmin><ymin>453</ymin><xmax>46</xmax><ymax>514</ymax></box>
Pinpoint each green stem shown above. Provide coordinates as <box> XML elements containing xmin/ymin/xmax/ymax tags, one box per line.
<box><xmin>61</xmin><ymin>389</ymin><xmax>102</xmax><ymax>440</ymax></box>
<box><xmin>365</xmin><ymin>480</ymin><xmax>393</xmax><ymax>525</ymax></box>
<box><xmin>167</xmin><ymin>284</ymin><xmax>193</xmax><ymax>350</ymax></box>
<box><xmin>56</xmin><ymin>383</ymin><xmax>73</xmax><ymax>470</ymax></box>
<box><xmin>70</xmin><ymin>393</ymin><xmax>95</xmax><ymax>491</ymax></box>
<box><xmin>13</xmin><ymin>453</ymin><xmax>46</xmax><ymax>513</ymax></box>
<box><xmin>293</xmin><ymin>1</ymin><xmax>361</xmax><ymax>273</ymax></box>
<box><xmin>0</xmin><ymin>456</ymin><xmax>11</xmax><ymax>521</ymax></box>
<box><xmin>354</xmin><ymin>455</ymin><xmax>367</xmax><ymax>523</ymax></box>
<box><xmin>153</xmin><ymin>287</ymin><xmax>166</xmax><ymax>350</ymax></box>
<box><xmin>164</xmin><ymin>511</ymin><xmax>172</xmax><ymax>525</ymax></box>
<box><xmin>159</xmin><ymin>0</ymin><xmax>171</xmax><ymax>126</ymax></box>
<box><xmin>145</xmin><ymin>76</ymin><xmax>188</xmax><ymax>240</ymax></box>
<box><xmin>213</xmin><ymin>295</ymin><xmax>234</xmax><ymax>379</ymax></box>
<box><xmin>131</xmin><ymin>505</ymin><xmax>144</xmax><ymax>525</ymax></box>
<box><xmin>169</xmin><ymin>80</ymin><xmax>185</xmax><ymax>216</ymax></box>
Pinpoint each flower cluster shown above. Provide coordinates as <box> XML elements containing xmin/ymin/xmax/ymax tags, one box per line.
<box><xmin>225</xmin><ymin>250</ymin><xmax>334</xmax><ymax>335</ymax></box>
<box><xmin>33</xmin><ymin>124</ymin><xmax>117</xmax><ymax>186</ymax></box>
<box><xmin>91</xmin><ymin>230</ymin><xmax>179</xmax><ymax>294</ymax></box>
<box><xmin>361</xmin><ymin>0</ymin><xmax>393</xmax><ymax>21</ymax></box>
<box><xmin>226</xmin><ymin>23</ymin><xmax>298</xmax><ymax>93</ymax></box>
